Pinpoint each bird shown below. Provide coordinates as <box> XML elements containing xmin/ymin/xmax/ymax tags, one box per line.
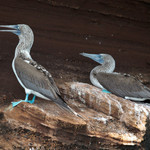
<box><xmin>0</xmin><ymin>24</ymin><xmax>79</xmax><ymax>116</ymax></box>
<box><xmin>80</xmin><ymin>52</ymin><xmax>150</xmax><ymax>101</ymax></box>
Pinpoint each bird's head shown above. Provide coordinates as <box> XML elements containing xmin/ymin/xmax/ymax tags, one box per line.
<box><xmin>80</xmin><ymin>52</ymin><xmax>105</xmax><ymax>64</ymax></box>
<box><xmin>0</xmin><ymin>24</ymin><xmax>34</xmax><ymax>53</ymax></box>
<box><xmin>80</xmin><ymin>52</ymin><xmax>115</xmax><ymax>72</ymax></box>
<box><xmin>0</xmin><ymin>24</ymin><xmax>33</xmax><ymax>37</ymax></box>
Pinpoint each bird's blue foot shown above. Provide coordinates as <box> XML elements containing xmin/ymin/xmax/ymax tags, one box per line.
<box><xmin>28</xmin><ymin>95</ymin><xmax>36</xmax><ymax>104</ymax></box>
<box><xmin>12</xmin><ymin>100</ymin><xmax>24</xmax><ymax>107</ymax></box>
<box><xmin>28</xmin><ymin>100</ymin><xmax>34</xmax><ymax>104</ymax></box>
<box><xmin>102</xmin><ymin>89</ymin><xmax>111</xmax><ymax>93</ymax></box>
<box><xmin>12</xmin><ymin>94</ymin><xmax>36</xmax><ymax>107</ymax></box>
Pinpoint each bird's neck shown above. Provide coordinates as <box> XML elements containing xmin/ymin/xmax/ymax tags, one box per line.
<box><xmin>89</xmin><ymin>58</ymin><xmax>115</xmax><ymax>88</ymax></box>
<box><xmin>14</xmin><ymin>37</ymin><xmax>33</xmax><ymax>59</ymax></box>
<box><xmin>92</xmin><ymin>58</ymin><xmax>115</xmax><ymax>74</ymax></box>
<box><xmin>89</xmin><ymin>55</ymin><xmax>115</xmax><ymax>89</ymax></box>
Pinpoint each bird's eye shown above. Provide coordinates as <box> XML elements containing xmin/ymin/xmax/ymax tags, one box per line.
<box><xmin>16</xmin><ymin>25</ymin><xmax>19</xmax><ymax>29</ymax></box>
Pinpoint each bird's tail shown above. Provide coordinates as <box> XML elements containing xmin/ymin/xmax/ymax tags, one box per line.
<box><xmin>55</xmin><ymin>95</ymin><xmax>84</xmax><ymax>120</ymax></box>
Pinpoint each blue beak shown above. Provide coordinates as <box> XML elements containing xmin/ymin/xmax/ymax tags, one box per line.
<box><xmin>80</xmin><ymin>52</ymin><xmax>104</xmax><ymax>64</ymax></box>
<box><xmin>0</xmin><ymin>25</ymin><xmax>21</xmax><ymax>35</ymax></box>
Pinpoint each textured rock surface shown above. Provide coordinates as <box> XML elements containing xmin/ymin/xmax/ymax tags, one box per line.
<box><xmin>0</xmin><ymin>82</ymin><xmax>150</xmax><ymax>149</ymax></box>
<box><xmin>59</xmin><ymin>82</ymin><xmax>150</xmax><ymax>145</ymax></box>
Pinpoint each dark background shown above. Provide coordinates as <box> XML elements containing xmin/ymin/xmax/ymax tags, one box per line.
<box><xmin>0</xmin><ymin>0</ymin><xmax>150</xmax><ymax>102</ymax></box>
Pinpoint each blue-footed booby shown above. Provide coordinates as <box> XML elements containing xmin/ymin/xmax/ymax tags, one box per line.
<box><xmin>0</xmin><ymin>24</ymin><xmax>78</xmax><ymax>116</ymax></box>
<box><xmin>80</xmin><ymin>52</ymin><xmax>150</xmax><ymax>101</ymax></box>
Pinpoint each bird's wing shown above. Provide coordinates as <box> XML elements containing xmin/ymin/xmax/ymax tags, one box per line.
<box><xmin>14</xmin><ymin>56</ymin><xmax>60</xmax><ymax>100</ymax></box>
<box><xmin>29</xmin><ymin>58</ymin><xmax>61</xmax><ymax>96</ymax></box>
<box><xmin>48</xmin><ymin>75</ymin><xmax>61</xmax><ymax>95</ymax></box>
<box><xmin>95</xmin><ymin>72</ymin><xmax>150</xmax><ymax>99</ymax></box>
<box><xmin>14</xmin><ymin>56</ymin><xmax>77</xmax><ymax>115</ymax></box>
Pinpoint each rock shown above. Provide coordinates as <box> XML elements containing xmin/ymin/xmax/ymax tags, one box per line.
<box><xmin>59</xmin><ymin>82</ymin><xmax>150</xmax><ymax>146</ymax></box>
<box><xmin>0</xmin><ymin>82</ymin><xmax>150</xmax><ymax>149</ymax></box>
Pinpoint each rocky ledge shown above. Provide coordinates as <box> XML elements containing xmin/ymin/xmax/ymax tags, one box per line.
<box><xmin>0</xmin><ymin>82</ymin><xmax>150</xmax><ymax>149</ymax></box>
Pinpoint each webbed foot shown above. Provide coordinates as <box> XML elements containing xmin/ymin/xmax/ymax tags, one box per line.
<box><xmin>28</xmin><ymin>95</ymin><xmax>36</xmax><ymax>104</ymax></box>
<box><xmin>12</xmin><ymin>100</ymin><xmax>24</xmax><ymax>107</ymax></box>
<box><xmin>12</xmin><ymin>94</ymin><xmax>36</xmax><ymax>107</ymax></box>
<box><xmin>102</xmin><ymin>89</ymin><xmax>111</xmax><ymax>93</ymax></box>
